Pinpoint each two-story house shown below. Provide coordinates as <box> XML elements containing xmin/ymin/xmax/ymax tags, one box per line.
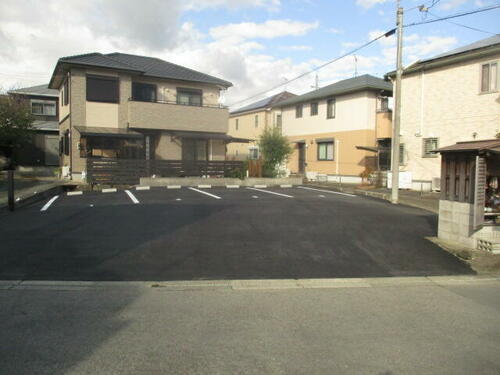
<box><xmin>227</xmin><ymin>91</ymin><xmax>296</xmax><ymax>160</ymax></box>
<box><xmin>8</xmin><ymin>84</ymin><xmax>59</xmax><ymax>166</ymax></box>
<box><xmin>385</xmin><ymin>35</ymin><xmax>500</xmax><ymax>191</ymax></box>
<box><xmin>273</xmin><ymin>75</ymin><xmax>392</xmax><ymax>181</ymax></box>
<box><xmin>48</xmin><ymin>52</ymin><xmax>235</xmax><ymax>180</ymax></box>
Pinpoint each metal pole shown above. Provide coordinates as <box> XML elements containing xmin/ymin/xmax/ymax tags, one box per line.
<box><xmin>391</xmin><ymin>0</ymin><xmax>404</xmax><ymax>204</ymax></box>
<box><xmin>7</xmin><ymin>169</ymin><xmax>14</xmax><ymax>211</ymax></box>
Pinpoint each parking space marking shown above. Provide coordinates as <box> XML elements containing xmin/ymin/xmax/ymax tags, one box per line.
<box><xmin>188</xmin><ymin>187</ymin><xmax>222</xmax><ymax>200</ymax></box>
<box><xmin>226</xmin><ymin>185</ymin><xmax>240</xmax><ymax>189</ymax></box>
<box><xmin>67</xmin><ymin>191</ymin><xmax>83</xmax><ymax>196</ymax></box>
<box><xmin>252</xmin><ymin>195</ymin><xmax>259</xmax><ymax>199</ymax></box>
<box><xmin>297</xmin><ymin>186</ymin><xmax>356</xmax><ymax>197</ymax></box>
<box><xmin>40</xmin><ymin>195</ymin><xmax>59</xmax><ymax>212</ymax></box>
<box><xmin>198</xmin><ymin>184</ymin><xmax>212</xmax><ymax>189</ymax></box>
<box><xmin>246</xmin><ymin>187</ymin><xmax>293</xmax><ymax>198</ymax></box>
<box><xmin>102</xmin><ymin>188</ymin><xmax>117</xmax><ymax>193</ymax></box>
<box><xmin>254</xmin><ymin>184</ymin><xmax>267</xmax><ymax>188</ymax></box>
<box><xmin>125</xmin><ymin>190</ymin><xmax>140</xmax><ymax>204</ymax></box>
<box><xmin>135</xmin><ymin>186</ymin><xmax>150</xmax><ymax>191</ymax></box>
<box><xmin>167</xmin><ymin>185</ymin><xmax>181</xmax><ymax>189</ymax></box>
<box><xmin>280</xmin><ymin>184</ymin><xmax>293</xmax><ymax>188</ymax></box>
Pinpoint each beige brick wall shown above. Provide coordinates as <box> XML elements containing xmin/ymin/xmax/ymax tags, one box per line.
<box><xmin>399</xmin><ymin>54</ymin><xmax>500</xmax><ymax>182</ymax></box>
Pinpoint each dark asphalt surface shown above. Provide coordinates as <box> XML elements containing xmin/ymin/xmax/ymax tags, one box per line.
<box><xmin>0</xmin><ymin>186</ymin><xmax>473</xmax><ymax>280</ymax></box>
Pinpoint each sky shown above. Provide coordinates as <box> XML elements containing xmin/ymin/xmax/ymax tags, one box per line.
<box><xmin>0</xmin><ymin>0</ymin><xmax>498</xmax><ymax>110</ymax></box>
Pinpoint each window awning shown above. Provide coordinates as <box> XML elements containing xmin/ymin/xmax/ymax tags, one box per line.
<box><xmin>356</xmin><ymin>145</ymin><xmax>379</xmax><ymax>153</ymax></box>
<box><xmin>75</xmin><ymin>126</ymin><xmax>144</xmax><ymax>139</ymax></box>
<box><xmin>292</xmin><ymin>139</ymin><xmax>305</xmax><ymax>144</ymax></box>
<box><xmin>316</xmin><ymin>137</ymin><xmax>334</xmax><ymax>143</ymax></box>
<box><xmin>170</xmin><ymin>131</ymin><xmax>253</xmax><ymax>143</ymax></box>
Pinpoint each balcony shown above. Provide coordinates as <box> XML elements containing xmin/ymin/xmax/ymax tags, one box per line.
<box><xmin>376</xmin><ymin>111</ymin><xmax>392</xmax><ymax>139</ymax></box>
<box><xmin>128</xmin><ymin>99</ymin><xmax>229</xmax><ymax>133</ymax></box>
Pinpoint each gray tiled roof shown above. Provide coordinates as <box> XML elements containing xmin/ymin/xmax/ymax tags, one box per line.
<box><xmin>8</xmin><ymin>84</ymin><xmax>58</xmax><ymax>97</ymax></box>
<box><xmin>230</xmin><ymin>91</ymin><xmax>296</xmax><ymax>114</ymax></box>
<box><xmin>57</xmin><ymin>52</ymin><xmax>232</xmax><ymax>87</ymax></box>
<box><xmin>275</xmin><ymin>74</ymin><xmax>392</xmax><ymax>107</ymax></box>
<box><xmin>419</xmin><ymin>35</ymin><xmax>500</xmax><ymax>64</ymax></box>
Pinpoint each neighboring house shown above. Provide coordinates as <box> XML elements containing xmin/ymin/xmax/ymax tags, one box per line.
<box><xmin>385</xmin><ymin>35</ymin><xmax>500</xmax><ymax>191</ymax></box>
<box><xmin>47</xmin><ymin>52</ymin><xmax>236</xmax><ymax>180</ymax></box>
<box><xmin>274</xmin><ymin>74</ymin><xmax>392</xmax><ymax>181</ymax></box>
<box><xmin>227</xmin><ymin>91</ymin><xmax>296</xmax><ymax>160</ymax></box>
<box><xmin>8</xmin><ymin>84</ymin><xmax>60</xmax><ymax>166</ymax></box>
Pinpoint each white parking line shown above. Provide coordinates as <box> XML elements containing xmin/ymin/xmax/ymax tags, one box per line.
<box><xmin>254</xmin><ymin>184</ymin><xmax>267</xmax><ymax>188</ymax></box>
<box><xmin>102</xmin><ymin>188</ymin><xmax>117</xmax><ymax>193</ymax></box>
<box><xmin>280</xmin><ymin>184</ymin><xmax>293</xmax><ymax>188</ymax></box>
<box><xmin>67</xmin><ymin>191</ymin><xmax>83</xmax><ymax>196</ymax></box>
<box><xmin>246</xmin><ymin>187</ymin><xmax>293</xmax><ymax>198</ymax></box>
<box><xmin>135</xmin><ymin>186</ymin><xmax>150</xmax><ymax>191</ymax></box>
<box><xmin>226</xmin><ymin>185</ymin><xmax>240</xmax><ymax>189</ymax></box>
<box><xmin>125</xmin><ymin>189</ymin><xmax>140</xmax><ymax>204</ymax></box>
<box><xmin>167</xmin><ymin>185</ymin><xmax>181</xmax><ymax>189</ymax></box>
<box><xmin>40</xmin><ymin>195</ymin><xmax>59</xmax><ymax>211</ymax></box>
<box><xmin>297</xmin><ymin>186</ymin><xmax>356</xmax><ymax>197</ymax></box>
<box><xmin>188</xmin><ymin>187</ymin><xmax>222</xmax><ymax>199</ymax></box>
<box><xmin>198</xmin><ymin>184</ymin><xmax>212</xmax><ymax>189</ymax></box>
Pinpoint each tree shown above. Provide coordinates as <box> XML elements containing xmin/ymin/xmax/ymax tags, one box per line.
<box><xmin>0</xmin><ymin>95</ymin><xmax>34</xmax><ymax>168</ymax></box>
<box><xmin>258</xmin><ymin>126</ymin><xmax>293</xmax><ymax>177</ymax></box>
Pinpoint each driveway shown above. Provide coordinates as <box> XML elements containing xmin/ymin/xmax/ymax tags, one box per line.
<box><xmin>0</xmin><ymin>185</ymin><xmax>472</xmax><ymax>280</ymax></box>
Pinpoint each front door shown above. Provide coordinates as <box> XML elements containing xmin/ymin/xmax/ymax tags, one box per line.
<box><xmin>298</xmin><ymin>143</ymin><xmax>306</xmax><ymax>173</ymax></box>
<box><xmin>44</xmin><ymin>135</ymin><xmax>59</xmax><ymax>166</ymax></box>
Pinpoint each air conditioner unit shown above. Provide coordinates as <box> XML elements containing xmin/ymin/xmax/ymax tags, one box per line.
<box><xmin>432</xmin><ymin>177</ymin><xmax>441</xmax><ymax>191</ymax></box>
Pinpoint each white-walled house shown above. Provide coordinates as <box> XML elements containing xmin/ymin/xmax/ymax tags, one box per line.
<box><xmin>274</xmin><ymin>75</ymin><xmax>392</xmax><ymax>182</ymax></box>
<box><xmin>386</xmin><ymin>35</ymin><xmax>500</xmax><ymax>191</ymax></box>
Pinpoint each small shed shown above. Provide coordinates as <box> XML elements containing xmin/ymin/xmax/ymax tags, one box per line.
<box><xmin>435</xmin><ymin>139</ymin><xmax>499</xmax><ymax>253</ymax></box>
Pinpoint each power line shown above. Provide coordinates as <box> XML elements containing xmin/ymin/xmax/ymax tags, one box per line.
<box><xmin>427</xmin><ymin>10</ymin><xmax>497</xmax><ymax>35</ymax></box>
<box><xmin>227</xmin><ymin>28</ymin><xmax>396</xmax><ymax>108</ymax></box>
<box><xmin>405</xmin><ymin>3</ymin><xmax>500</xmax><ymax>27</ymax></box>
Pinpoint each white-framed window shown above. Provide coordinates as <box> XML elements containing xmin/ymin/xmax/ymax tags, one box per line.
<box><xmin>481</xmin><ymin>61</ymin><xmax>498</xmax><ymax>93</ymax></box>
<box><xmin>327</xmin><ymin>98</ymin><xmax>336</xmax><ymax>119</ymax></box>
<box><xmin>295</xmin><ymin>104</ymin><xmax>303</xmax><ymax>118</ymax></box>
<box><xmin>31</xmin><ymin>101</ymin><xmax>56</xmax><ymax>116</ymax></box>
<box><xmin>248</xmin><ymin>147</ymin><xmax>259</xmax><ymax>160</ymax></box>
<box><xmin>317</xmin><ymin>141</ymin><xmax>334</xmax><ymax>161</ymax></box>
<box><xmin>422</xmin><ymin>137</ymin><xmax>439</xmax><ymax>158</ymax></box>
<box><xmin>377</xmin><ymin>97</ymin><xmax>389</xmax><ymax>112</ymax></box>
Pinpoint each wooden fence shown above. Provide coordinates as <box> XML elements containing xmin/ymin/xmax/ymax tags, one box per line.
<box><xmin>86</xmin><ymin>158</ymin><xmax>244</xmax><ymax>185</ymax></box>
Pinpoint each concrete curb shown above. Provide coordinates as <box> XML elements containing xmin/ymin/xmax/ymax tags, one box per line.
<box><xmin>0</xmin><ymin>182</ymin><xmax>66</xmax><ymax>211</ymax></box>
<box><xmin>1</xmin><ymin>275</ymin><xmax>498</xmax><ymax>291</ymax></box>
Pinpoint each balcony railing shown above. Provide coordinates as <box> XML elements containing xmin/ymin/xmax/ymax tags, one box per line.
<box><xmin>129</xmin><ymin>97</ymin><xmax>228</xmax><ymax>109</ymax></box>
<box><xmin>128</xmin><ymin>98</ymin><xmax>229</xmax><ymax>133</ymax></box>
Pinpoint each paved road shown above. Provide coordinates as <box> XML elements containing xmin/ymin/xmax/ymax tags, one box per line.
<box><xmin>0</xmin><ymin>186</ymin><xmax>472</xmax><ymax>280</ymax></box>
<box><xmin>1</xmin><ymin>278</ymin><xmax>499</xmax><ymax>375</ymax></box>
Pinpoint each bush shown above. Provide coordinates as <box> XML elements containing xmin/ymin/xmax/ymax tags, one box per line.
<box><xmin>258</xmin><ymin>127</ymin><xmax>292</xmax><ymax>178</ymax></box>
<box><xmin>224</xmin><ymin>160</ymin><xmax>248</xmax><ymax>179</ymax></box>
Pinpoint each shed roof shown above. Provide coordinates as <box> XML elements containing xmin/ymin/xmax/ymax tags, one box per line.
<box><xmin>435</xmin><ymin>139</ymin><xmax>500</xmax><ymax>153</ymax></box>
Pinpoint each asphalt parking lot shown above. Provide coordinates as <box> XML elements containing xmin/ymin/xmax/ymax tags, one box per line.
<box><xmin>0</xmin><ymin>185</ymin><xmax>473</xmax><ymax>281</ymax></box>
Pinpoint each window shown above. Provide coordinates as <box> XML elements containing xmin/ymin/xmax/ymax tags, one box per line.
<box><xmin>63</xmin><ymin>130</ymin><xmax>70</xmax><ymax>156</ymax></box>
<box><xmin>249</xmin><ymin>147</ymin><xmax>259</xmax><ymax>160</ymax></box>
<box><xmin>422</xmin><ymin>137</ymin><xmax>439</xmax><ymax>158</ymax></box>
<box><xmin>276</xmin><ymin>114</ymin><xmax>282</xmax><ymax>132</ymax></box>
<box><xmin>177</xmin><ymin>88</ymin><xmax>202</xmax><ymax>106</ymax></box>
<box><xmin>31</xmin><ymin>101</ymin><xmax>56</xmax><ymax>116</ymax></box>
<box><xmin>327</xmin><ymin>98</ymin><xmax>336</xmax><ymax>119</ymax></box>
<box><xmin>63</xmin><ymin>78</ymin><xmax>69</xmax><ymax>106</ymax></box>
<box><xmin>399</xmin><ymin>143</ymin><xmax>405</xmax><ymax>165</ymax></box>
<box><xmin>255</xmin><ymin>115</ymin><xmax>258</xmax><ymax>128</ymax></box>
<box><xmin>235</xmin><ymin>119</ymin><xmax>239</xmax><ymax>131</ymax></box>
<box><xmin>132</xmin><ymin>82</ymin><xmax>156</xmax><ymax>102</ymax></box>
<box><xmin>317</xmin><ymin>141</ymin><xmax>334</xmax><ymax>161</ymax></box>
<box><xmin>80</xmin><ymin>137</ymin><xmax>144</xmax><ymax>159</ymax></box>
<box><xmin>86</xmin><ymin>75</ymin><xmax>119</xmax><ymax>103</ymax></box>
<box><xmin>377</xmin><ymin>97</ymin><xmax>389</xmax><ymax>111</ymax></box>
<box><xmin>481</xmin><ymin>62</ymin><xmax>498</xmax><ymax>93</ymax></box>
<box><xmin>295</xmin><ymin>104</ymin><xmax>303</xmax><ymax>118</ymax></box>
<box><xmin>310</xmin><ymin>102</ymin><xmax>318</xmax><ymax>116</ymax></box>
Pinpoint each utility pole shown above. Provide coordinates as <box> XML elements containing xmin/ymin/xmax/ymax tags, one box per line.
<box><xmin>391</xmin><ymin>0</ymin><xmax>403</xmax><ymax>204</ymax></box>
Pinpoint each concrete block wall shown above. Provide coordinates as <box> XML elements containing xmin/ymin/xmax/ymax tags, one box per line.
<box><xmin>438</xmin><ymin>200</ymin><xmax>475</xmax><ymax>248</ymax></box>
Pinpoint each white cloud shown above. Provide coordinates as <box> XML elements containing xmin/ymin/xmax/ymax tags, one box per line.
<box><xmin>184</xmin><ymin>0</ymin><xmax>281</xmax><ymax>11</ymax></box>
<box><xmin>209</xmin><ymin>19</ymin><xmax>319</xmax><ymax>44</ymax></box>
<box><xmin>440</xmin><ymin>0</ymin><xmax>468</xmax><ymax>10</ymax></box>
<box><xmin>356</xmin><ymin>0</ymin><xmax>390</xmax><ymax>9</ymax></box>
<box><xmin>327</xmin><ymin>28</ymin><xmax>343</xmax><ymax>34</ymax></box>
<box><xmin>279</xmin><ymin>45</ymin><xmax>313</xmax><ymax>51</ymax></box>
